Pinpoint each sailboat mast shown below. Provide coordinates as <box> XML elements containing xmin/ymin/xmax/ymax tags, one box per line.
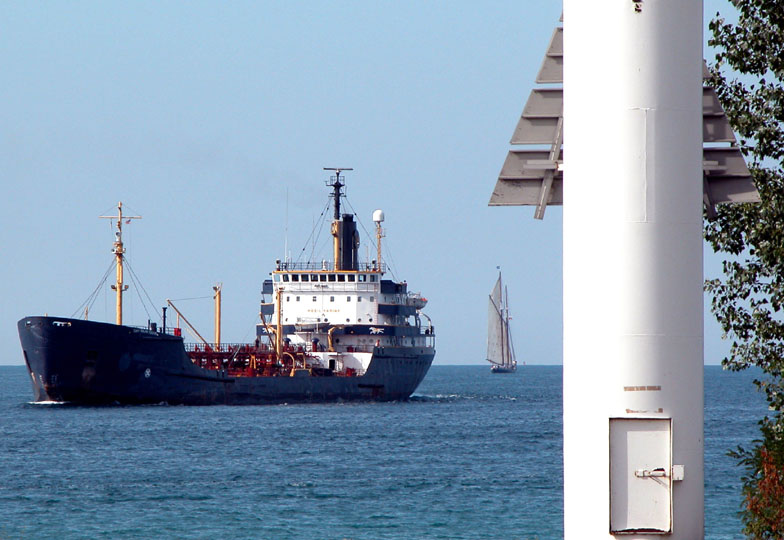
<box><xmin>499</xmin><ymin>270</ymin><xmax>505</xmax><ymax>367</ymax></box>
<box><xmin>504</xmin><ymin>284</ymin><xmax>511</xmax><ymax>367</ymax></box>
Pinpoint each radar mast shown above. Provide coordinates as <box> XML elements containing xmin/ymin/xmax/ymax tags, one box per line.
<box><xmin>323</xmin><ymin>168</ymin><xmax>359</xmax><ymax>271</ymax></box>
<box><xmin>99</xmin><ymin>202</ymin><xmax>141</xmax><ymax>325</ymax></box>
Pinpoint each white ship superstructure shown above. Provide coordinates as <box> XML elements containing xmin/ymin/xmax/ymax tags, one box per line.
<box><xmin>257</xmin><ymin>169</ymin><xmax>435</xmax><ymax>377</ymax></box>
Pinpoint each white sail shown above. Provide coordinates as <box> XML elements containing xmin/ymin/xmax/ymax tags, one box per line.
<box><xmin>503</xmin><ymin>285</ymin><xmax>516</xmax><ymax>367</ymax></box>
<box><xmin>486</xmin><ymin>274</ymin><xmax>505</xmax><ymax>365</ymax></box>
<box><xmin>487</xmin><ymin>272</ymin><xmax>517</xmax><ymax>371</ymax></box>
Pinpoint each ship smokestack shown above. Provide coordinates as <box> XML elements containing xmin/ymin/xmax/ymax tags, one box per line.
<box><xmin>331</xmin><ymin>214</ymin><xmax>359</xmax><ymax>271</ymax></box>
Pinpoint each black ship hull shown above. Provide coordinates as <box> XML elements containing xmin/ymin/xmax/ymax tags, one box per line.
<box><xmin>18</xmin><ymin>317</ymin><xmax>434</xmax><ymax>405</ymax></box>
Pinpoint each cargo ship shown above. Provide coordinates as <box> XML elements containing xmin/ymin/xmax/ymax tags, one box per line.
<box><xmin>17</xmin><ymin>169</ymin><xmax>436</xmax><ymax>404</ymax></box>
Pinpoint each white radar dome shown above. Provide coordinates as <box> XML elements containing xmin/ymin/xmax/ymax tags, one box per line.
<box><xmin>372</xmin><ymin>209</ymin><xmax>385</xmax><ymax>223</ymax></box>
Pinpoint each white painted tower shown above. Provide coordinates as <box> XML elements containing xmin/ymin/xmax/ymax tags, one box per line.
<box><xmin>563</xmin><ymin>1</ymin><xmax>704</xmax><ymax>538</ymax></box>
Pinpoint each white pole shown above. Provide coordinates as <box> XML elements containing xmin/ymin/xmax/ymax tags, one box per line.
<box><xmin>562</xmin><ymin>1</ymin><xmax>704</xmax><ymax>538</ymax></box>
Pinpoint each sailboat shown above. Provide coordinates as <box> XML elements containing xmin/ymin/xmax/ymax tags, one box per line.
<box><xmin>486</xmin><ymin>271</ymin><xmax>517</xmax><ymax>374</ymax></box>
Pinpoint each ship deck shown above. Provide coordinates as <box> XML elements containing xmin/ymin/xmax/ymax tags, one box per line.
<box><xmin>184</xmin><ymin>342</ymin><xmax>365</xmax><ymax>378</ymax></box>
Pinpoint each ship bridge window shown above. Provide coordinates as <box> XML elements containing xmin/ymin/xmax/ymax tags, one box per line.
<box><xmin>328</xmin><ymin>274</ymin><xmax>336</xmax><ymax>282</ymax></box>
<box><xmin>282</xmin><ymin>274</ymin><xmax>289</xmax><ymax>282</ymax></box>
<box><xmin>338</xmin><ymin>274</ymin><xmax>346</xmax><ymax>282</ymax></box>
<box><xmin>319</xmin><ymin>274</ymin><xmax>327</xmax><ymax>282</ymax></box>
<box><xmin>292</xmin><ymin>274</ymin><xmax>299</xmax><ymax>282</ymax></box>
<box><xmin>359</xmin><ymin>275</ymin><xmax>367</xmax><ymax>282</ymax></box>
<box><xmin>311</xmin><ymin>274</ymin><xmax>318</xmax><ymax>282</ymax></box>
<box><xmin>301</xmin><ymin>274</ymin><xmax>309</xmax><ymax>282</ymax></box>
<box><xmin>348</xmin><ymin>275</ymin><xmax>355</xmax><ymax>282</ymax></box>
<box><xmin>370</xmin><ymin>275</ymin><xmax>377</xmax><ymax>282</ymax></box>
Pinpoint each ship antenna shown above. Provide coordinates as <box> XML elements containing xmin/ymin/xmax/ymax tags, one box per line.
<box><xmin>323</xmin><ymin>167</ymin><xmax>353</xmax><ymax>220</ymax></box>
<box><xmin>99</xmin><ymin>201</ymin><xmax>141</xmax><ymax>325</ymax></box>
<box><xmin>373</xmin><ymin>209</ymin><xmax>385</xmax><ymax>272</ymax></box>
<box><xmin>324</xmin><ymin>167</ymin><xmax>357</xmax><ymax>271</ymax></box>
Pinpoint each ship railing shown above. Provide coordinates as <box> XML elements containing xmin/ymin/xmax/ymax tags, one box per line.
<box><xmin>281</xmin><ymin>282</ymin><xmax>377</xmax><ymax>293</ymax></box>
<box><xmin>338</xmin><ymin>334</ymin><xmax>435</xmax><ymax>351</ymax></box>
<box><xmin>291</xmin><ymin>338</ymin><xmax>436</xmax><ymax>355</ymax></box>
<box><xmin>275</xmin><ymin>261</ymin><xmax>386</xmax><ymax>273</ymax></box>
<box><xmin>181</xmin><ymin>334</ymin><xmax>436</xmax><ymax>356</ymax></box>
<box><xmin>370</xmin><ymin>336</ymin><xmax>436</xmax><ymax>348</ymax></box>
<box><xmin>132</xmin><ymin>324</ymin><xmax>183</xmax><ymax>337</ymax></box>
<box><xmin>132</xmin><ymin>323</ymin><xmax>197</xmax><ymax>338</ymax></box>
<box><xmin>184</xmin><ymin>342</ymin><xmax>272</xmax><ymax>354</ymax></box>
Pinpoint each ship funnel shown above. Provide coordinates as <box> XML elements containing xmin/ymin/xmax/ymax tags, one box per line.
<box><xmin>332</xmin><ymin>213</ymin><xmax>359</xmax><ymax>271</ymax></box>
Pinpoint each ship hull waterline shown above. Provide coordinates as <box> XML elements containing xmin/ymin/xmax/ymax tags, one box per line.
<box><xmin>18</xmin><ymin>317</ymin><xmax>434</xmax><ymax>405</ymax></box>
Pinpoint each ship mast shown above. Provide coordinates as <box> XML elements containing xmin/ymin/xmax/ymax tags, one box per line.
<box><xmin>213</xmin><ymin>283</ymin><xmax>222</xmax><ymax>347</ymax></box>
<box><xmin>323</xmin><ymin>167</ymin><xmax>356</xmax><ymax>271</ymax></box>
<box><xmin>373</xmin><ymin>209</ymin><xmax>385</xmax><ymax>272</ymax></box>
<box><xmin>99</xmin><ymin>202</ymin><xmax>141</xmax><ymax>325</ymax></box>
<box><xmin>324</xmin><ymin>167</ymin><xmax>351</xmax><ymax>221</ymax></box>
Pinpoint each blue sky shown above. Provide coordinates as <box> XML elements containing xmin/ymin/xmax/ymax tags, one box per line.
<box><xmin>1</xmin><ymin>1</ymin><xmax>738</xmax><ymax>366</ymax></box>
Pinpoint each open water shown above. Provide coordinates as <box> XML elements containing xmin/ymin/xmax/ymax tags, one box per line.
<box><xmin>0</xmin><ymin>365</ymin><xmax>768</xmax><ymax>539</ymax></box>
